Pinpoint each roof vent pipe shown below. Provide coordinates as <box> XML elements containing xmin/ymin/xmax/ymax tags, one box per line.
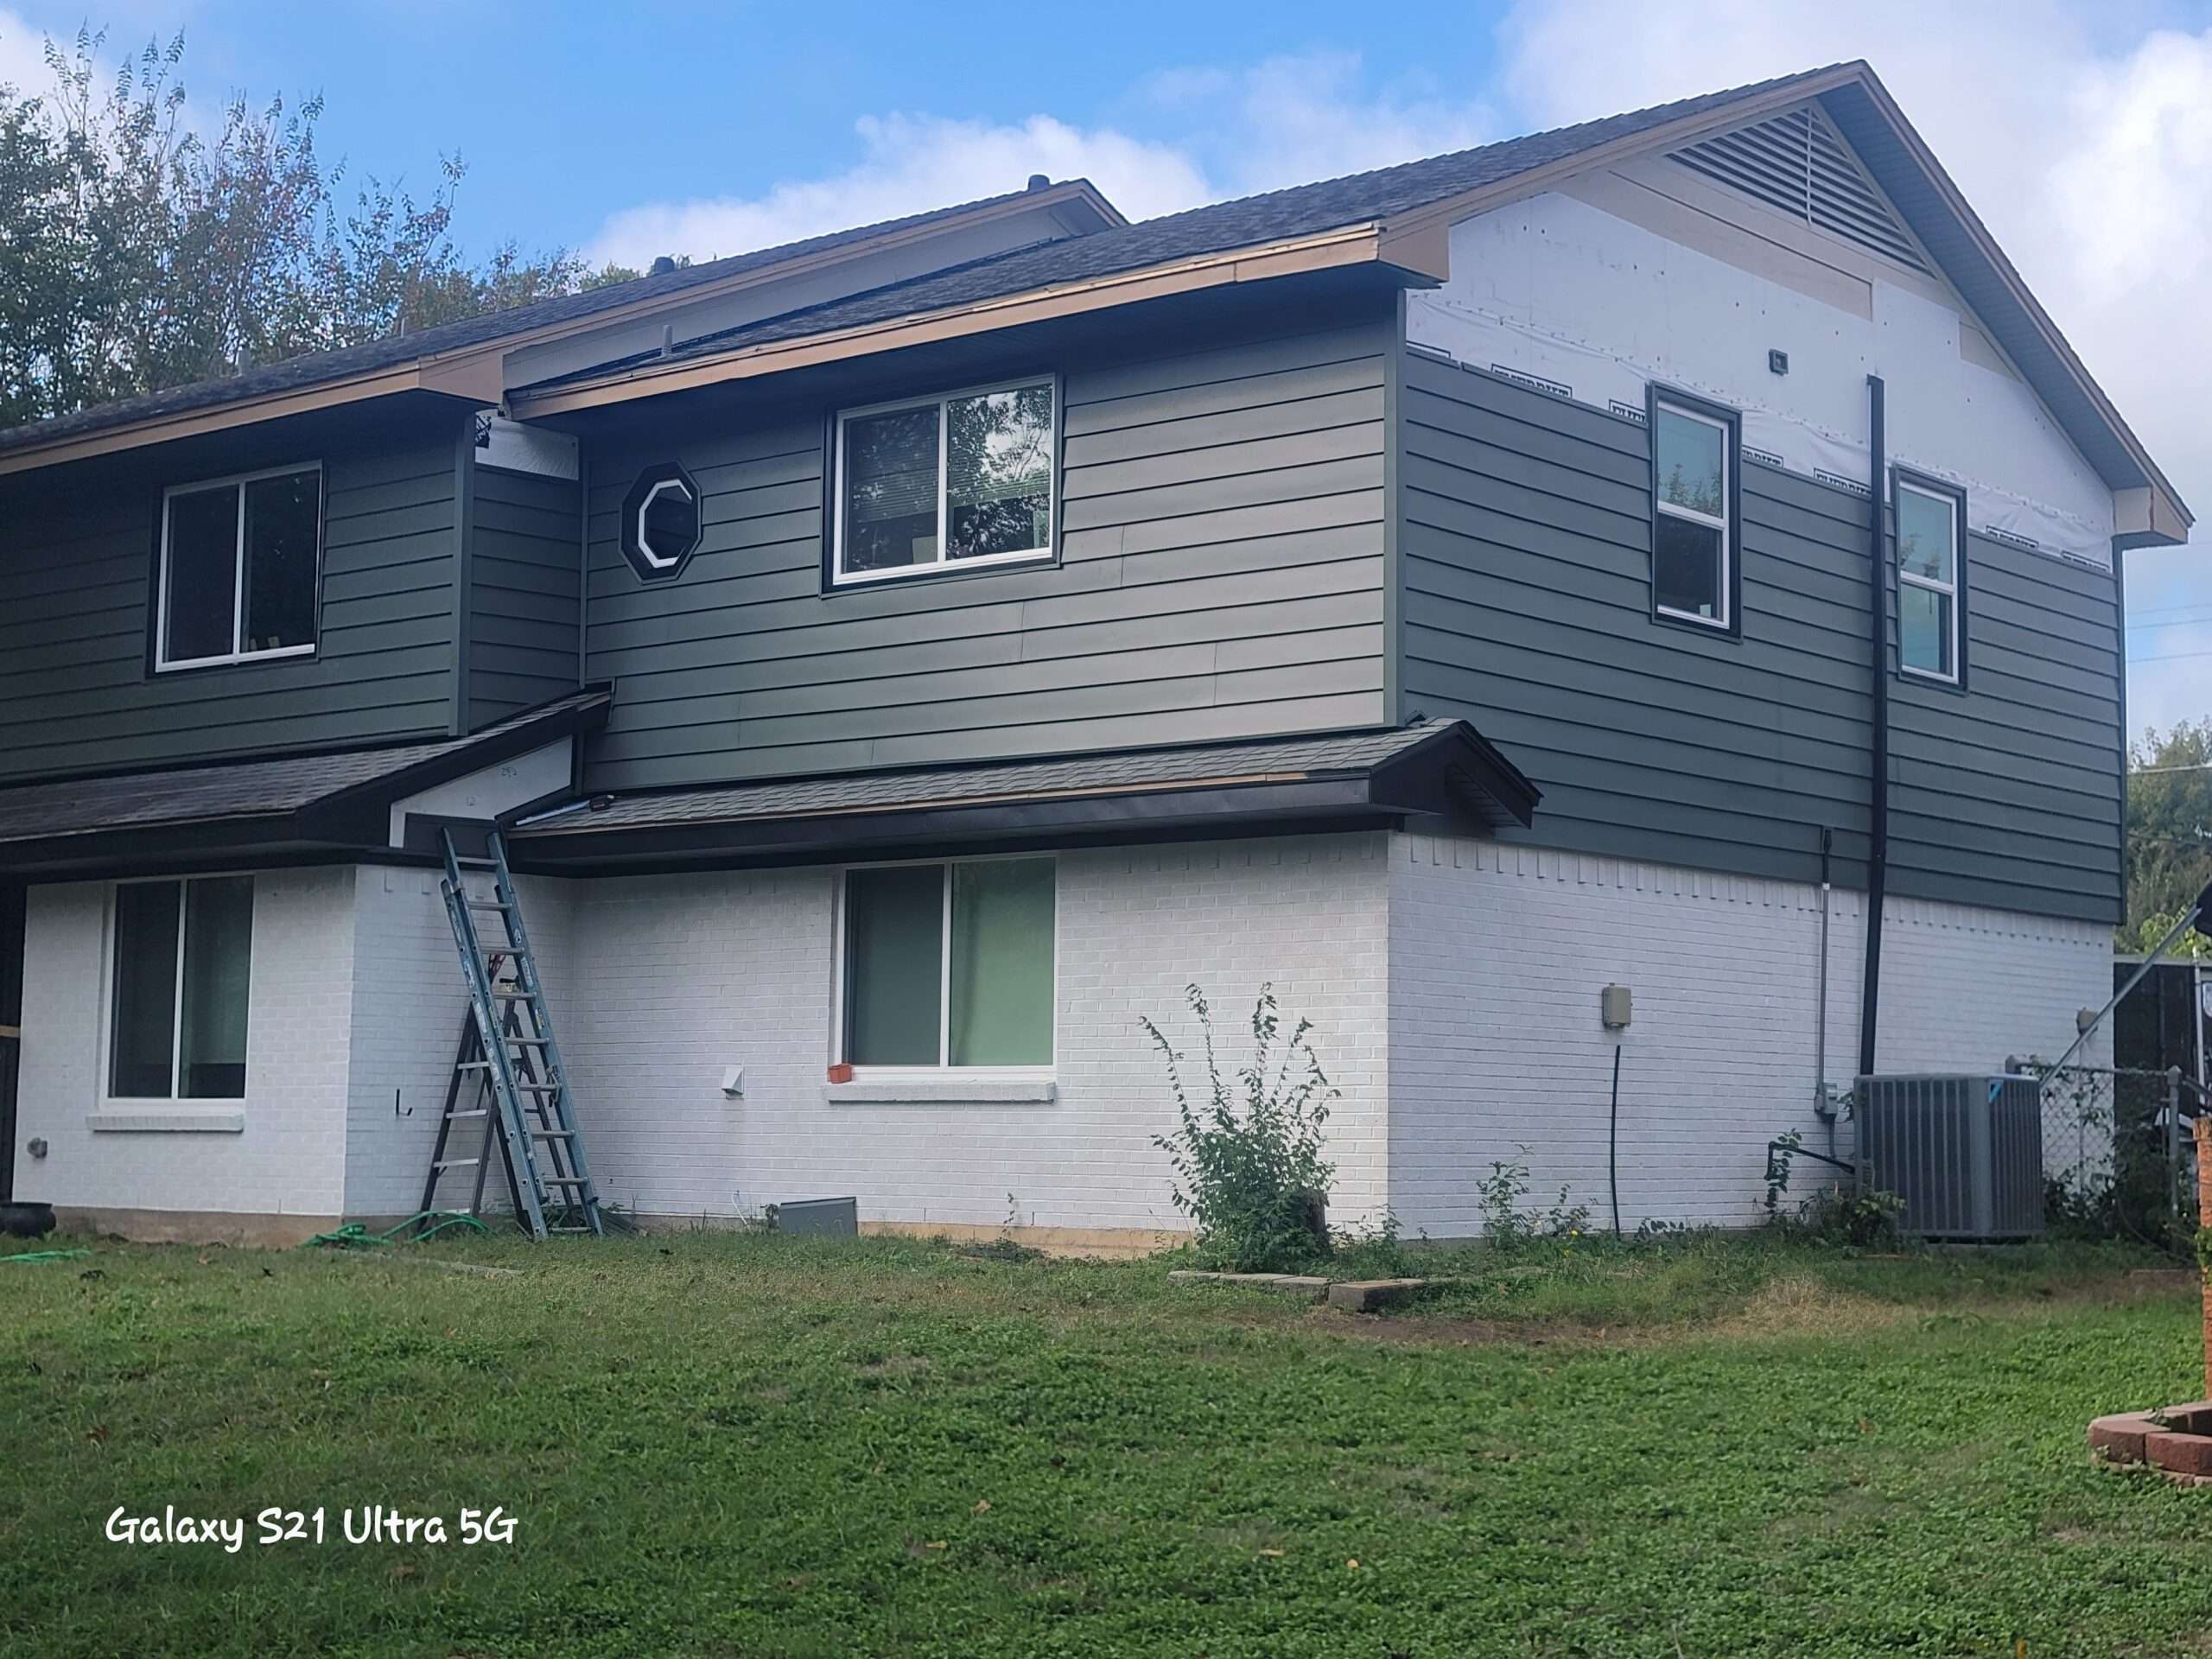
<box><xmin>648</xmin><ymin>255</ymin><xmax>677</xmax><ymax>276</ymax></box>
<box><xmin>1027</xmin><ymin>173</ymin><xmax>1050</xmax><ymax>192</ymax></box>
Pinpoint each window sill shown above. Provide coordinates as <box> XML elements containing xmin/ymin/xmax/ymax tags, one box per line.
<box><xmin>1898</xmin><ymin>666</ymin><xmax>1964</xmax><ymax>689</ymax></box>
<box><xmin>828</xmin><ymin>548</ymin><xmax>1056</xmax><ymax>592</ymax></box>
<box><xmin>824</xmin><ymin>1077</ymin><xmax>1057</xmax><ymax>1106</ymax></box>
<box><xmin>86</xmin><ymin>1107</ymin><xmax>245</xmax><ymax>1134</ymax></box>
<box><xmin>155</xmin><ymin>644</ymin><xmax>317</xmax><ymax>675</ymax></box>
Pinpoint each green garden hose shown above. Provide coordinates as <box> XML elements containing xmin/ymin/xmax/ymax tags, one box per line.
<box><xmin>0</xmin><ymin>1248</ymin><xmax>89</xmax><ymax>1265</ymax></box>
<box><xmin>303</xmin><ymin>1212</ymin><xmax>490</xmax><ymax>1250</ymax></box>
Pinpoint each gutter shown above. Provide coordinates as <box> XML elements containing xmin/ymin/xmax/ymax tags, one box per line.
<box><xmin>1857</xmin><ymin>373</ymin><xmax>1889</xmax><ymax>1077</ymax></box>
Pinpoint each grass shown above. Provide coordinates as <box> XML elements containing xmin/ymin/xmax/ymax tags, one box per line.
<box><xmin>2</xmin><ymin>1228</ymin><xmax>2209</xmax><ymax>1657</ymax></box>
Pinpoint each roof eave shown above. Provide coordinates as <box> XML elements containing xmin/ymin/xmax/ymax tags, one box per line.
<box><xmin>508</xmin><ymin>224</ymin><xmax>1417</xmax><ymax>418</ymax></box>
<box><xmin>1828</xmin><ymin>68</ymin><xmax>2191</xmax><ymax>542</ymax></box>
<box><xmin>0</xmin><ymin>688</ymin><xmax>611</xmax><ymax>879</ymax></box>
<box><xmin>505</xmin><ymin>717</ymin><xmax>1538</xmax><ymax>875</ymax></box>
<box><xmin>0</xmin><ymin>363</ymin><xmax>502</xmax><ymax>478</ymax></box>
<box><xmin>0</xmin><ymin>181</ymin><xmax>1125</xmax><ymax>478</ymax></box>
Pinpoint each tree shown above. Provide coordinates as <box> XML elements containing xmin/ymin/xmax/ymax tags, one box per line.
<box><xmin>2124</xmin><ymin>717</ymin><xmax>2212</xmax><ymax>959</ymax></box>
<box><xmin>0</xmin><ymin>27</ymin><xmax>626</xmax><ymax>428</ymax></box>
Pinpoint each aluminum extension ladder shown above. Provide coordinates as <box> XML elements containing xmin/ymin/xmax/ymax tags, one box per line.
<box><xmin>424</xmin><ymin>829</ymin><xmax>603</xmax><ymax>1238</ymax></box>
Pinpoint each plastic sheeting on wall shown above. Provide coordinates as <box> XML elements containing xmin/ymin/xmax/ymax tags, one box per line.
<box><xmin>1406</xmin><ymin>192</ymin><xmax>2115</xmax><ymax>569</ymax></box>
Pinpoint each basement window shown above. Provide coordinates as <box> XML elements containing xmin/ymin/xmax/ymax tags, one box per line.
<box><xmin>1649</xmin><ymin>394</ymin><xmax>1737</xmax><ymax>631</ymax></box>
<box><xmin>832</xmin><ymin>378</ymin><xmax>1056</xmax><ymax>585</ymax></box>
<box><xmin>108</xmin><ymin>876</ymin><xmax>254</xmax><ymax>1100</ymax></box>
<box><xmin>1897</xmin><ymin>475</ymin><xmax>1966</xmax><ymax>683</ymax></box>
<box><xmin>156</xmin><ymin>463</ymin><xmax>322</xmax><ymax>670</ymax></box>
<box><xmin>838</xmin><ymin>857</ymin><xmax>1055</xmax><ymax>1069</ymax></box>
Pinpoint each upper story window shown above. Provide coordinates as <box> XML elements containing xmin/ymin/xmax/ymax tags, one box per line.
<box><xmin>109</xmin><ymin>875</ymin><xmax>254</xmax><ymax>1100</ymax></box>
<box><xmin>157</xmin><ymin>463</ymin><xmax>322</xmax><ymax>671</ymax></box>
<box><xmin>1650</xmin><ymin>395</ymin><xmax>1736</xmax><ymax>630</ymax></box>
<box><xmin>1897</xmin><ymin>475</ymin><xmax>1966</xmax><ymax>683</ymax></box>
<box><xmin>832</xmin><ymin>378</ymin><xmax>1055</xmax><ymax>586</ymax></box>
<box><xmin>838</xmin><ymin>856</ymin><xmax>1056</xmax><ymax>1070</ymax></box>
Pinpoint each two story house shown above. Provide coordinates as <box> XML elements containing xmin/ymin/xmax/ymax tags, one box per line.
<box><xmin>0</xmin><ymin>60</ymin><xmax>2182</xmax><ymax>1246</ymax></box>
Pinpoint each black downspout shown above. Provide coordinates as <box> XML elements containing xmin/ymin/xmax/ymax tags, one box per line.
<box><xmin>1857</xmin><ymin>375</ymin><xmax>1889</xmax><ymax>1078</ymax></box>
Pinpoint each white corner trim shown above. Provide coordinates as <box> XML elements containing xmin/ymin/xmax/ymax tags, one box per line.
<box><xmin>87</xmin><ymin>1109</ymin><xmax>247</xmax><ymax>1134</ymax></box>
<box><xmin>824</xmin><ymin>1078</ymin><xmax>1058</xmax><ymax>1106</ymax></box>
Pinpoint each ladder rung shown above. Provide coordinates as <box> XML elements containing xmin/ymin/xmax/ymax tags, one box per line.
<box><xmin>446</xmin><ymin>1109</ymin><xmax>490</xmax><ymax>1120</ymax></box>
<box><xmin>491</xmin><ymin>988</ymin><xmax>538</xmax><ymax>1000</ymax></box>
<box><xmin>514</xmin><ymin>1082</ymin><xmax>561</xmax><ymax>1093</ymax></box>
<box><xmin>433</xmin><ymin>1158</ymin><xmax>481</xmax><ymax>1171</ymax></box>
<box><xmin>456</xmin><ymin>1060</ymin><xmax>493</xmax><ymax>1071</ymax></box>
<box><xmin>530</xmin><ymin>1128</ymin><xmax>575</xmax><ymax>1139</ymax></box>
<box><xmin>467</xmin><ymin>899</ymin><xmax>513</xmax><ymax>912</ymax></box>
<box><xmin>540</xmin><ymin>1176</ymin><xmax>590</xmax><ymax>1188</ymax></box>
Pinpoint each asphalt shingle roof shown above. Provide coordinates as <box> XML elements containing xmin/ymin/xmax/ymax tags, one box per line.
<box><xmin>0</xmin><ymin>689</ymin><xmax>608</xmax><ymax>846</ymax></box>
<box><xmin>518</xmin><ymin>722</ymin><xmax>1473</xmax><ymax>838</ymax></box>
<box><xmin>0</xmin><ymin>67</ymin><xmax>1840</xmax><ymax>452</ymax></box>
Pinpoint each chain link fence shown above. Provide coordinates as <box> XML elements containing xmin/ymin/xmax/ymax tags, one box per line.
<box><xmin>2020</xmin><ymin>1062</ymin><xmax>2202</xmax><ymax>1248</ymax></box>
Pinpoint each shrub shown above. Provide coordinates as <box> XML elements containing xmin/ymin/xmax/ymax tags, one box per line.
<box><xmin>1806</xmin><ymin>1186</ymin><xmax>1905</xmax><ymax>1249</ymax></box>
<box><xmin>1145</xmin><ymin>983</ymin><xmax>1338</xmax><ymax>1273</ymax></box>
<box><xmin>1476</xmin><ymin>1152</ymin><xmax>1590</xmax><ymax>1249</ymax></box>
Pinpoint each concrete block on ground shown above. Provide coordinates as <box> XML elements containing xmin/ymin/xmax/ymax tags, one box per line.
<box><xmin>1326</xmin><ymin>1277</ymin><xmax>1430</xmax><ymax>1313</ymax></box>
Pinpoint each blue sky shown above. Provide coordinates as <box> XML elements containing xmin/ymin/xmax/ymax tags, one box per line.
<box><xmin>3</xmin><ymin>0</ymin><xmax>2207</xmax><ymax>736</ymax></box>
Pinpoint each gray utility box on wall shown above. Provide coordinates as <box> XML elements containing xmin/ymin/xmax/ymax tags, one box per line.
<box><xmin>1855</xmin><ymin>1075</ymin><xmax>2044</xmax><ymax>1240</ymax></box>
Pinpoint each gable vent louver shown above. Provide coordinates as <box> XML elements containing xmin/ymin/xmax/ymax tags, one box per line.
<box><xmin>1668</xmin><ymin>106</ymin><xmax>1929</xmax><ymax>275</ymax></box>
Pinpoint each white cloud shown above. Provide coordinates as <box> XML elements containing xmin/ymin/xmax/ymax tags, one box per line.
<box><xmin>0</xmin><ymin>8</ymin><xmax>59</xmax><ymax>95</ymax></box>
<box><xmin>586</xmin><ymin>49</ymin><xmax>1494</xmax><ymax>270</ymax></box>
<box><xmin>1138</xmin><ymin>50</ymin><xmax>1497</xmax><ymax>197</ymax></box>
<box><xmin>588</xmin><ymin>113</ymin><xmax>1209</xmax><ymax>269</ymax></box>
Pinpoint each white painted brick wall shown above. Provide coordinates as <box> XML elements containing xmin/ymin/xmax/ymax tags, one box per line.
<box><xmin>339</xmin><ymin>864</ymin><xmax>582</xmax><ymax>1218</ymax></box>
<box><xmin>11</xmin><ymin>833</ymin><xmax>2115</xmax><ymax>1240</ymax></box>
<box><xmin>345</xmin><ymin>865</ymin><xmax>477</xmax><ymax>1217</ymax></box>
<box><xmin>15</xmin><ymin>868</ymin><xmax>355</xmax><ymax>1218</ymax></box>
<box><xmin>1386</xmin><ymin>834</ymin><xmax>2113</xmax><ymax>1234</ymax></box>
<box><xmin>535</xmin><ymin>835</ymin><xmax>1392</xmax><ymax>1232</ymax></box>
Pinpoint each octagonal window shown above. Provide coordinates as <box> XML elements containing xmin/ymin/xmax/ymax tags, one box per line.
<box><xmin>620</xmin><ymin>462</ymin><xmax>702</xmax><ymax>581</ymax></box>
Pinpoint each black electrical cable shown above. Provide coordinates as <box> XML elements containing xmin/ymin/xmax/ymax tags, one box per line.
<box><xmin>1608</xmin><ymin>1043</ymin><xmax>1623</xmax><ymax>1238</ymax></box>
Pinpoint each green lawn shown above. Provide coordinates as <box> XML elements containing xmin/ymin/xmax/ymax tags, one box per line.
<box><xmin>3</xmin><ymin>1230</ymin><xmax>2209</xmax><ymax>1658</ymax></box>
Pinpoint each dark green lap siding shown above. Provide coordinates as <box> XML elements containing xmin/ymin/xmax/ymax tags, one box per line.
<box><xmin>1397</xmin><ymin>351</ymin><xmax>2121</xmax><ymax>923</ymax></box>
<box><xmin>0</xmin><ymin>419</ymin><xmax>462</xmax><ymax>781</ymax></box>
<box><xmin>581</xmin><ymin>321</ymin><xmax>1391</xmax><ymax>791</ymax></box>
<box><xmin>467</xmin><ymin>464</ymin><xmax>582</xmax><ymax>728</ymax></box>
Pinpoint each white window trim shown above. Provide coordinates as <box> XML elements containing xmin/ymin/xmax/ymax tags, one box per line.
<box><xmin>830</xmin><ymin>853</ymin><xmax>1058</xmax><ymax>1079</ymax></box>
<box><xmin>830</xmin><ymin>377</ymin><xmax>1058</xmax><ymax>587</ymax></box>
<box><xmin>633</xmin><ymin>475</ymin><xmax>696</xmax><ymax>570</ymax></box>
<box><xmin>156</xmin><ymin>461</ymin><xmax>324</xmax><ymax>671</ymax></box>
<box><xmin>100</xmin><ymin>874</ymin><xmax>254</xmax><ymax>1108</ymax></box>
<box><xmin>1897</xmin><ymin>478</ymin><xmax>1963</xmax><ymax>684</ymax></box>
<box><xmin>1653</xmin><ymin>398</ymin><xmax>1732</xmax><ymax>629</ymax></box>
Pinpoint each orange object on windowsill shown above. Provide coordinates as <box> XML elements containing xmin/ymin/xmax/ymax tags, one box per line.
<box><xmin>827</xmin><ymin>1062</ymin><xmax>854</xmax><ymax>1084</ymax></box>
